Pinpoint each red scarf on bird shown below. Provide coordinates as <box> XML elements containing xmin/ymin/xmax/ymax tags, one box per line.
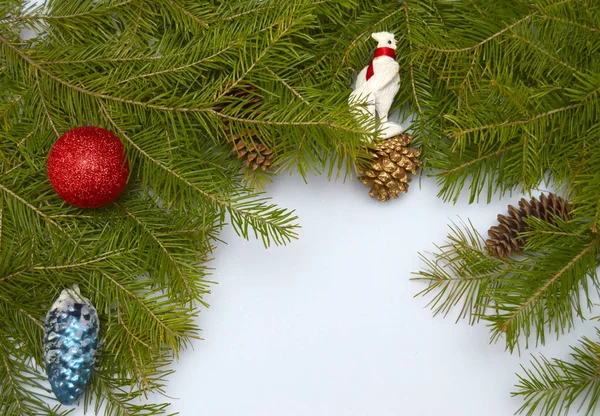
<box><xmin>366</xmin><ymin>47</ymin><xmax>396</xmax><ymax>81</ymax></box>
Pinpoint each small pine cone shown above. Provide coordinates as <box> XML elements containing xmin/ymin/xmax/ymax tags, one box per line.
<box><xmin>358</xmin><ymin>133</ymin><xmax>422</xmax><ymax>202</ymax></box>
<box><xmin>486</xmin><ymin>193</ymin><xmax>572</xmax><ymax>257</ymax></box>
<box><xmin>216</xmin><ymin>87</ymin><xmax>273</xmax><ymax>171</ymax></box>
<box><xmin>228</xmin><ymin>131</ymin><xmax>273</xmax><ymax>171</ymax></box>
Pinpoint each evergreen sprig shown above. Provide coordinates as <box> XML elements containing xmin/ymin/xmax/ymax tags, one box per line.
<box><xmin>514</xmin><ymin>329</ymin><xmax>600</xmax><ymax>416</ymax></box>
<box><xmin>400</xmin><ymin>0</ymin><xmax>599</xmax><ymax>414</ymax></box>
<box><xmin>416</xmin><ymin>219</ymin><xmax>600</xmax><ymax>350</ymax></box>
<box><xmin>415</xmin><ymin>219</ymin><xmax>600</xmax><ymax>414</ymax></box>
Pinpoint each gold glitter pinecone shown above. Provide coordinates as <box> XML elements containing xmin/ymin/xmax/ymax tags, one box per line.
<box><xmin>358</xmin><ymin>133</ymin><xmax>422</xmax><ymax>202</ymax></box>
<box><xmin>216</xmin><ymin>87</ymin><xmax>274</xmax><ymax>171</ymax></box>
<box><xmin>486</xmin><ymin>193</ymin><xmax>572</xmax><ymax>258</ymax></box>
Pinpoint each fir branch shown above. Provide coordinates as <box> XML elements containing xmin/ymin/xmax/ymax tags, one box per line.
<box><xmin>542</xmin><ymin>15</ymin><xmax>600</xmax><ymax>33</ymax></box>
<box><xmin>0</xmin><ymin>332</ymin><xmax>66</xmax><ymax>416</ymax></box>
<box><xmin>512</xmin><ymin>34</ymin><xmax>579</xmax><ymax>73</ymax></box>
<box><xmin>514</xmin><ymin>330</ymin><xmax>600</xmax><ymax>416</ymax></box>
<box><xmin>0</xmin><ymin>268</ymin><xmax>27</xmax><ymax>283</ymax></box>
<box><xmin>33</xmin><ymin>69</ymin><xmax>60</xmax><ymax>137</ymax></box>
<box><xmin>31</xmin><ymin>249</ymin><xmax>131</xmax><ymax>271</ymax></box>
<box><xmin>0</xmin><ymin>34</ymin><xmax>157</xmax><ymax>108</ymax></box>
<box><xmin>99</xmin><ymin>102</ymin><xmax>298</xmax><ymax>247</ymax></box>
<box><xmin>458</xmin><ymin>49</ymin><xmax>480</xmax><ymax>97</ymax></box>
<box><xmin>593</xmin><ymin>204</ymin><xmax>600</xmax><ymax>234</ymax></box>
<box><xmin>15</xmin><ymin>0</ymin><xmax>134</xmax><ymax>22</ymax></box>
<box><xmin>126</xmin><ymin>340</ymin><xmax>149</xmax><ymax>393</ymax></box>
<box><xmin>1</xmin><ymin>33</ymin><xmax>364</xmax><ymax>138</ymax></box>
<box><xmin>488</xmin><ymin>230</ymin><xmax>599</xmax><ymax>351</ymax></box>
<box><xmin>402</xmin><ymin>2</ymin><xmax>424</xmax><ymax>115</ymax></box>
<box><xmin>87</xmin><ymin>370</ymin><xmax>173</xmax><ymax>416</ymax></box>
<box><xmin>114</xmin><ymin>19</ymin><xmax>282</xmax><ymax>86</ymax></box>
<box><xmin>0</xmin><ymin>293</ymin><xmax>44</xmax><ymax>330</ymax></box>
<box><xmin>0</xmin><ymin>183</ymin><xmax>60</xmax><ymax>229</ymax></box>
<box><xmin>215</xmin><ymin>14</ymin><xmax>304</xmax><ymax>100</ymax></box>
<box><xmin>98</xmin><ymin>272</ymin><xmax>183</xmax><ymax>349</ymax></box>
<box><xmin>265</xmin><ymin>66</ymin><xmax>310</xmax><ymax>106</ymax></box>
<box><xmin>163</xmin><ymin>0</ymin><xmax>209</xmax><ymax>29</ymax></box>
<box><xmin>114</xmin><ymin>45</ymin><xmax>234</xmax><ymax>85</ymax></box>
<box><xmin>118</xmin><ymin>311</ymin><xmax>154</xmax><ymax>351</ymax></box>
<box><xmin>220</xmin><ymin>1</ymin><xmax>277</xmax><ymax>22</ymax></box>
<box><xmin>441</xmin><ymin>143</ymin><xmax>521</xmax><ymax>176</ymax></box>
<box><xmin>213</xmin><ymin>109</ymin><xmax>369</xmax><ymax>134</ymax></box>
<box><xmin>414</xmin><ymin>221</ymin><xmax>506</xmax><ymax>323</ymax></box>
<box><xmin>496</xmin><ymin>241</ymin><xmax>596</xmax><ymax>335</ymax></box>
<box><xmin>16</xmin><ymin>132</ymin><xmax>34</xmax><ymax>148</ymax></box>
<box><xmin>425</xmin><ymin>13</ymin><xmax>536</xmax><ymax>53</ymax></box>
<box><xmin>2</xmin><ymin>355</ymin><xmax>28</xmax><ymax>416</ymax></box>
<box><xmin>416</xmin><ymin>217</ymin><xmax>600</xmax><ymax>353</ymax></box>
<box><xmin>114</xmin><ymin>202</ymin><xmax>193</xmax><ymax>300</ymax></box>
<box><xmin>37</xmin><ymin>54</ymin><xmax>167</xmax><ymax>66</ymax></box>
<box><xmin>452</xmin><ymin>103</ymin><xmax>583</xmax><ymax>137</ymax></box>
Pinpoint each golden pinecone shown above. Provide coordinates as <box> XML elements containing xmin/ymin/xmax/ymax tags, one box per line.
<box><xmin>486</xmin><ymin>193</ymin><xmax>572</xmax><ymax>258</ymax></box>
<box><xmin>216</xmin><ymin>87</ymin><xmax>274</xmax><ymax>171</ymax></box>
<box><xmin>358</xmin><ymin>133</ymin><xmax>422</xmax><ymax>202</ymax></box>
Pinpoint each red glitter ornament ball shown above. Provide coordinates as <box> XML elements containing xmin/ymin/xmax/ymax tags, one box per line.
<box><xmin>47</xmin><ymin>126</ymin><xmax>130</xmax><ymax>208</ymax></box>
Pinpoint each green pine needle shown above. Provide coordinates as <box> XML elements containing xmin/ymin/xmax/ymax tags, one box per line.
<box><xmin>514</xmin><ymin>329</ymin><xmax>600</xmax><ymax>416</ymax></box>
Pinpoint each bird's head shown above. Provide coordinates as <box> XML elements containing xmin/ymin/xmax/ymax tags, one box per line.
<box><xmin>371</xmin><ymin>32</ymin><xmax>397</xmax><ymax>50</ymax></box>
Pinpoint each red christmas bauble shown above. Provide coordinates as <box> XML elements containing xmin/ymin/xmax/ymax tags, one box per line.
<box><xmin>47</xmin><ymin>126</ymin><xmax>130</xmax><ymax>208</ymax></box>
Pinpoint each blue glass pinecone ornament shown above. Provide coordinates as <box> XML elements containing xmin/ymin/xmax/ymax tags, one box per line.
<box><xmin>44</xmin><ymin>284</ymin><xmax>99</xmax><ymax>405</ymax></box>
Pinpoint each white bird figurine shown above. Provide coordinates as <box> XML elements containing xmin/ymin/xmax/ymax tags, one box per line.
<box><xmin>349</xmin><ymin>31</ymin><xmax>403</xmax><ymax>140</ymax></box>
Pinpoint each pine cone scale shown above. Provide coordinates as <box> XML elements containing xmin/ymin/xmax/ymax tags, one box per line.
<box><xmin>486</xmin><ymin>193</ymin><xmax>572</xmax><ymax>257</ymax></box>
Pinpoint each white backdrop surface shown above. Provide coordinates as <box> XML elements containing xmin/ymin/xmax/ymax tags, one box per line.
<box><xmin>67</xmin><ymin>172</ymin><xmax>595</xmax><ymax>416</ymax></box>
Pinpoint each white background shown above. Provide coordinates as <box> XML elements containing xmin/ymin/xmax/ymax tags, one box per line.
<box><xmin>74</xmin><ymin>172</ymin><xmax>596</xmax><ymax>416</ymax></box>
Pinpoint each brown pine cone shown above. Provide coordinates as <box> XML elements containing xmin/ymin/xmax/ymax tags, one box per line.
<box><xmin>358</xmin><ymin>133</ymin><xmax>422</xmax><ymax>202</ymax></box>
<box><xmin>486</xmin><ymin>193</ymin><xmax>572</xmax><ymax>257</ymax></box>
<box><xmin>228</xmin><ymin>130</ymin><xmax>273</xmax><ymax>171</ymax></box>
<box><xmin>216</xmin><ymin>87</ymin><xmax>273</xmax><ymax>171</ymax></box>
